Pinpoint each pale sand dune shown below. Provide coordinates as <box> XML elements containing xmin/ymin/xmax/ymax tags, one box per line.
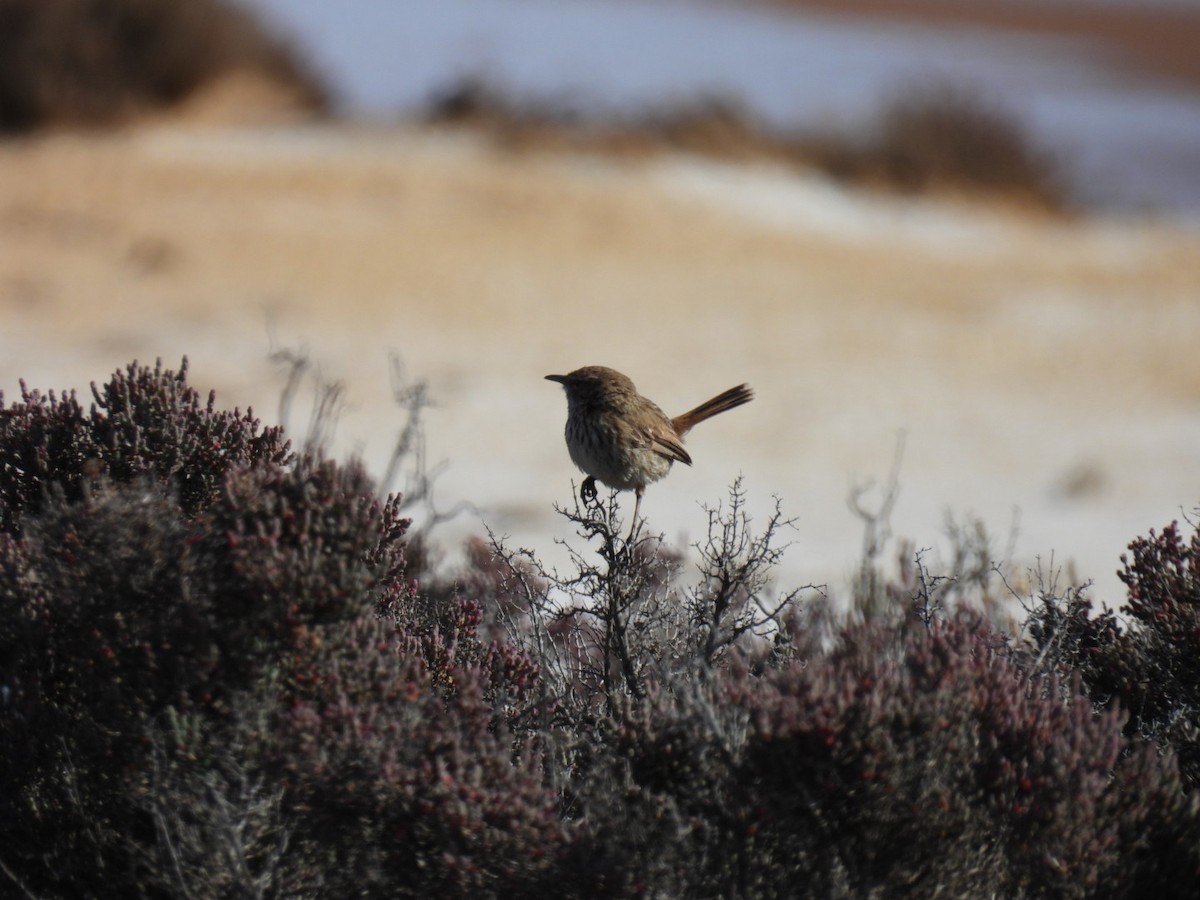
<box><xmin>1</xmin><ymin>123</ymin><xmax>1197</xmax><ymax>600</ymax></box>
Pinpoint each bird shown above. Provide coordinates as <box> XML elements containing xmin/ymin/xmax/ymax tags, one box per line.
<box><xmin>545</xmin><ymin>366</ymin><xmax>753</xmax><ymax>536</ymax></box>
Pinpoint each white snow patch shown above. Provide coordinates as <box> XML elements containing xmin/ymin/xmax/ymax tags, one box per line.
<box><xmin>650</xmin><ymin>157</ymin><xmax>1019</xmax><ymax>255</ymax></box>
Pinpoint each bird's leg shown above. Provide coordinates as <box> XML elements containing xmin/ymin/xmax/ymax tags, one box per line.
<box><xmin>627</xmin><ymin>487</ymin><xmax>644</xmax><ymax>541</ymax></box>
<box><xmin>580</xmin><ymin>476</ymin><xmax>598</xmax><ymax>504</ymax></box>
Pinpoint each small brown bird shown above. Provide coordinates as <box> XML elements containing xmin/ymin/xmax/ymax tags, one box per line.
<box><xmin>545</xmin><ymin>366</ymin><xmax>753</xmax><ymax>535</ymax></box>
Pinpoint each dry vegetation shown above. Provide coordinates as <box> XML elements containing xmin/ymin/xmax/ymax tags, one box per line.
<box><xmin>0</xmin><ymin>0</ymin><xmax>329</xmax><ymax>132</ymax></box>
<box><xmin>1</xmin><ymin>5</ymin><xmax>1199</xmax><ymax>893</ymax></box>
<box><xmin>426</xmin><ymin>76</ymin><xmax>1066</xmax><ymax>209</ymax></box>
<box><xmin>0</xmin><ymin>0</ymin><xmax>1064</xmax><ymax>207</ymax></box>
<box><xmin>1</xmin><ymin>361</ymin><xmax>1198</xmax><ymax>897</ymax></box>
<box><xmin>767</xmin><ymin>0</ymin><xmax>1200</xmax><ymax>91</ymax></box>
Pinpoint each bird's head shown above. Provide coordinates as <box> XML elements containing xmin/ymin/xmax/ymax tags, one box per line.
<box><xmin>545</xmin><ymin>366</ymin><xmax>636</xmax><ymax>408</ymax></box>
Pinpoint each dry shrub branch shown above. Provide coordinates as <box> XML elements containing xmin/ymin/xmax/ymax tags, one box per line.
<box><xmin>0</xmin><ymin>359</ymin><xmax>1195</xmax><ymax>897</ymax></box>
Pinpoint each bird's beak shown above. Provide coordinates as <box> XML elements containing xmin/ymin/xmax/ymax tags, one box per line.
<box><xmin>545</xmin><ymin>374</ymin><xmax>567</xmax><ymax>384</ymax></box>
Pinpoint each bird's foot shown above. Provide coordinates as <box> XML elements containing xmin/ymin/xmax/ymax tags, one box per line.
<box><xmin>580</xmin><ymin>476</ymin><xmax>598</xmax><ymax>504</ymax></box>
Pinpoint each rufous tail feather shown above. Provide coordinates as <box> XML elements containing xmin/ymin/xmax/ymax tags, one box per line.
<box><xmin>671</xmin><ymin>384</ymin><xmax>753</xmax><ymax>435</ymax></box>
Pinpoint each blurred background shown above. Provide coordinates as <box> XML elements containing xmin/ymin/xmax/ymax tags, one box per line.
<box><xmin>1</xmin><ymin>0</ymin><xmax>1198</xmax><ymax>600</ymax></box>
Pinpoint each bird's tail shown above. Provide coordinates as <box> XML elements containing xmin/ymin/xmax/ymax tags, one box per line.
<box><xmin>672</xmin><ymin>384</ymin><xmax>754</xmax><ymax>435</ymax></box>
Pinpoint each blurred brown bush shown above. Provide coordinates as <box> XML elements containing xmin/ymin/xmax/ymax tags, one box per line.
<box><xmin>820</xmin><ymin>83</ymin><xmax>1064</xmax><ymax>208</ymax></box>
<box><xmin>426</xmin><ymin>77</ymin><xmax>1066</xmax><ymax>210</ymax></box>
<box><xmin>0</xmin><ymin>0</ymin><xmax>330</xmax><ymax>132</ymax></box>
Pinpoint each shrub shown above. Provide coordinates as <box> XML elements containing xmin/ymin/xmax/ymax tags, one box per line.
<box><xmin>271</xmin><ymin>613</ymin><xmax>559</xmax><ymax>897</ymax></box>
<box><xmin>742</xmin><ymin>616</ymin><xmax>1197</xmax><ymax>897</ymax></box>
<box><xmin>424</xmin><ymin>76</ymin><xmax>1067</xmax><ymax>208</ymax></box>
<box><xmin>0</xmin><ymin>0</ymin><xmax>329</xmax><ymax>132</ymax></box>
<box><xmin>1</xmin><ymin>359</ymin><xmax>1196</xmax><ymax>897</ymax></box>
<box><xmin>563</xmin><ymin>614</ymin><xmax>1198</xmax><ymax>899</ymax></box>
<box><xmin>482</xmin><ymin>483</ymin><xmax>1200</xmax><ymax>897</ymax></box>
<box><xmin>871</xmin><ymin>84</ymin><xmax>1063</xmax><ymax>205</ymax></box>
<box><xmin>0</xmin><ymin>455</ymin><xmax>412</xmax><ymax>893</ymax></box>
<box><xmin>0</xmin><ymin>358</ymin><xmax>291</xmax><ymax>534</ymax></box>
<box><xmin>1026</xmin><ymin>520</ymin><xmax>1200</xmax><ymax>791</ymax></box>
<box><xmin>0</xmin><ymin>360</ymin><xmax>553</xmax><ymax>897</ymax></box>
<box><xmin>1111</xmin><ymin>521</ymin><xmax>1200</xmax><ymax>780</ymax></box>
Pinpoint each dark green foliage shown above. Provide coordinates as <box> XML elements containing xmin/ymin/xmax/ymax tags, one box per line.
<box><xmin>0</xmin><ymin>0</ymin><xmax>329</xmax><ymax>132</ymax></box>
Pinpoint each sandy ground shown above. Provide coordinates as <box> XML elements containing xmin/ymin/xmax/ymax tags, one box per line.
<box><xmin>1</xmin><ymin>121</ymin><xmax>1198</xmax><ymax>602</ymax></box>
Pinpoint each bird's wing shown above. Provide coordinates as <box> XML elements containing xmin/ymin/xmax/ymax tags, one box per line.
<box><xmin>643</xmin><ymin>424</ymin><xmax>692</xmax><ymax>466</ymax></box>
